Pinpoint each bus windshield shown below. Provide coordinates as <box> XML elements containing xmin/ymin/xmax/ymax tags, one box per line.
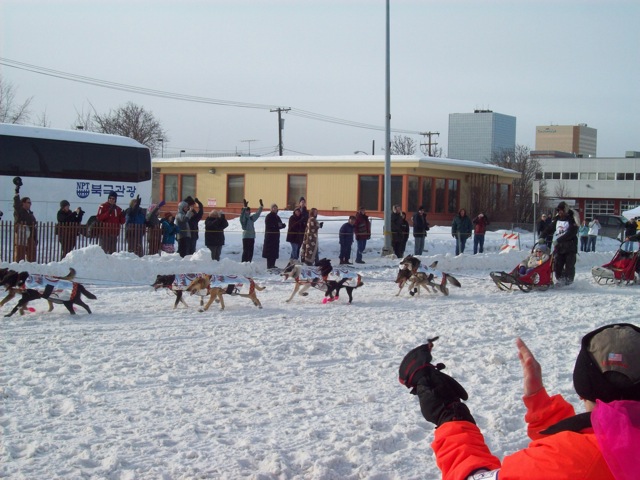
<box><xmin>1</xmin><ymin>123</ymin><xmax>152</xmax><ymax>223</ymax></box>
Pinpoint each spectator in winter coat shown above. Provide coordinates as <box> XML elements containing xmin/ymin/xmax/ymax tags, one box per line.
<box><xmin>339</xmin><ymin>216</ymin><xmax>356</xmax><ymax>264</ymax></box>
<box><xmin>391</xmin><ymin>205</ymin><xmax>403</xmax><ymax>258</ymax></box>
<box><xmin>204</xmin><ymin>210</ymin><xmax>229</xmax><ymax>261</ymax></box>
<box><xmin>240</xmin><ymin>199</ymin><xmax>263</xmax><ymax>263</ymax></box>
<box><xmin>354</xmin><ymin>207</ymin><xmax>371</xmax><ymax>264</ymax></box>
<box><xmin>412</xmin><ymin>206</ymin><xmax>429</xmax><ymax>256</ymax></box>
<box><xmin>262</xmin><ymin>203</ymin><xmax>286</xmax><ymax>269</ymax></box>
<box><xmin>539</xmin><ymin>201</ymin><xmax>579</xmax><ymax>285</ymax></box>
<box><xmin>587</xmin><ymin>218</ymin><xmax>601</xmax><ymax>252</ymax></box>
<box><xmin>301</xmin><ymin>208</ymin><xmax>322</xmax><ymax>266</ymax></box>
<box><xmin>400</xmin><ymin>322</ymin><xmax>640</xmax><ymax>480</ymax></box>
<box><xmin>145</xmin><ymin>201</ymin><xmax>165</xmax><ymax>256</ymax></box>
<box><xmin>160</xmin><ymin>212</ymin><xmax>179</xmax><ymax>254</ymax></box>
<box><xmin>175</xmin><ymin>200</ymin><xmax>194</xmax><ymax>258</ymax></box>
<box><xmin>124</xmin><ymin>195</ymin><xmax>146</xmax><ymax>257</ymax></box>
<box><xmin>623</xmin><ymin>218</ymin><xmax>639</xmax><ymax>252</ymax></box>
<box><xmin>579</xmin><ymin>220</ymin><xmax>590</xmax><ymax>252</ymax></box>
<box><xmin>286</xmin><ymin>207</ymin><xmax>305</xmax><ymax>260</ymax></box>
<box><xmin>451</xmin><ymin>208</ymin><xmax>473</xmax><ymax>255</ymax></box>
<box><xmin>185</xmin><ymin>196</ymin><xmax>203</xmax><ymax>255</ymax></box>
<box><xmin>537</xmin><ymin>213</ymin><xmax>552</xmax><ymax>249</ymax></box>
<box><xmin>96</xmin><ymin>190</ymin><xmax>125</xmax><ymax>255</ymax></box>
<box><xmin>399</xmin><ymin>212</ymin><xmax>410</xmax><ymax>257</ymax></box>
<box><xmin>472</xmin><ymin>212</ymin><xmax>489</xmax><ymax>254</ymax></box>
<box><xmin>56</xmin><ymin>200</ymin><xmax>84</xmax><ymax>258</ymax></box>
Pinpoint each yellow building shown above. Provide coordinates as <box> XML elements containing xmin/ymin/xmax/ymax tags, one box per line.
<box><xmin>152</xmin><ymin>154</ymin><xmax>520</xmax><ymax>223</ymax></box>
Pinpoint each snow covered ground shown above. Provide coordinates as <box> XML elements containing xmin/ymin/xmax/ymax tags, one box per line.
<box><xmin>2</xmin><ymin>213</ymin><xmax>638</xmax><ymax>479</ymax></box>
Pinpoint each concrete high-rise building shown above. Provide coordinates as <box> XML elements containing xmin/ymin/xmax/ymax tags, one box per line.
<box><xmin>448</xmin><ymin>110</ymin><xmax>516</xmax><ymax>163</ymax></box>
<box><xmin>535</xmin><ymin>124</ymin><xmax>597</xmax><ymax>157</ymax></box>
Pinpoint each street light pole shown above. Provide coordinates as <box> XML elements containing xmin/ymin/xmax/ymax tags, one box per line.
<box><xmin>158</xmin><ymin>138</ymin><xmax>164</xmax><ymax>158</ymax></box>
<box><xmin>179</xmin><ymin>149</ymin><xmax>185</xmax><ymax>158</ymax></box>
<box><xmin>382</xmin><ymin>0</ymin><xmax>392</xmax><ymax>256</ymax></box>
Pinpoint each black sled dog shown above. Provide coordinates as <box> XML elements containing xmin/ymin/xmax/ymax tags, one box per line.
<box><xmin>3</xmin><ymin>268</ymin><xmax>96</xmax><ymax>317</ymax></box>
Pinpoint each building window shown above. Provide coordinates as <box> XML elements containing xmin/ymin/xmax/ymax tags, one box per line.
<box><xmin>448</xmin><ymin>179</ymin><xmax>459</xmax><ymax>213</ymax></box>
<box><xmin>391</xmin><ymin>175</ymin><xmax>403</xmax><ymax>209</ymax></box>
<box><xmin>616</xmin><ymin>173</ymin><xmax>635</xmax><ymax>181</ymax></box>
<box><xmin>580</xmin><ymin>172</ymin><xmax>597</xmax><ymax>180</ymax></box>
<box><xmin>408</xmin><ymin>176</ymin><xmax>419</xmax><ymax>212</ymax></box>
<box><xmin>422</xmin><ymin>177</ymin><xmax>433</xmax><ymax>213</ymax></box>
<box><xmin>162</xmin><ymin>174</ymin><xmax>195</xmax><ymax>202</ymax></box>
<box><xmin>359</xmin><ymin>175</ymin><xmax>379</xmax><ymax>211</ymax></box>
<box><xmin>597</xmin><ymin>172</ymin><xmax>615</xmax><ymax>180</ymax></box>
<box><xmin>287</xmin><ymin>174</ymin><xmax>306</xmax><ymax>210</ymax></box>
<box><xmin>499</xmin><ymin>184</ymin><xmax>510</xmax><ymax>211</ymax></box>
<box><xmin>227</xmin><ymin>174</ymin><xmax>244</xmax><ymax>204</ymax></box>
<box><xmin>621</xmin><ymin>202</ymin><xmax>640</xmax><ymax>213</ymax></box>
<box><xmin>435</xmin><ymin>179</ymin><xmax>445</xmax><ymax>213</ymax></box>
<box><xmin>585</xmin><ymin>200</ymin><xmax>615</xmax><ymax>220</ymax></box>
<box><xmin>562</xmin><ymin>172</ymin><xmax>578</xmax><ymax>180</ymax></box>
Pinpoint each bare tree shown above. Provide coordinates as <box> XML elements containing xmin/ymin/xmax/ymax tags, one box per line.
<box><xmin>0</xmin><ymin>75</ymin><xmax>33</xmax><ymax>124</ymax></box>
<box><xmin>489</xmin><ymin>145</ymin><xmax>546</xmax><ymax>224</ymax></box>
<box><xmin>390</xmin><ymin>135</ymin><xmax>417</xmax><ymax>155</ymax></box>
<box><xmin>554</xmin><ymin>180</ymin><xmax>572</xmax><ymax>199</ymax></box>
<box><xmin>92</xmin><ymin>102</ymin><xmax>168</xmax><ymax>156</ymax></box>
<box><xmin>73</xmin><ymin>104</ymin><xmax>95</xmax><ymax>132</ymax></box>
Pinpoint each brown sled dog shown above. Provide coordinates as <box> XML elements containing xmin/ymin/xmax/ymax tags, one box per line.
<box><xmin>395</xmin><ymin>255</ymin><xmax>461</xmax><ymax>297</ymax></box>
<box><xmin>186</xmin><ymin>274</ymin><xmax>265</xmax><ymax>311</ymax></box>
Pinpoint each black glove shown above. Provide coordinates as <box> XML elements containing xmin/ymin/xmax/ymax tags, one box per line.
<box><xmin>195</xmin><ymin>197</ymin><xmax>201</xmax><ymax>204</ymax></box>
<box><xmin>415</xmin><ymin>369</ymin><xmax>475</xmax><ymax>426</ymax></box>
<box><xmin>259</xmin><ymin>199</ymin><xmax>263</xmax><ymax>207</ymax></box>
<box><xmin>319</xmin><ymin>222</ymin><xmax>324</xmax><ymax>228</ymax></box>
<box><xmin>243</xmin><ymin>199</ymin><xmax>248</xmax><ymax>208</ymax></box>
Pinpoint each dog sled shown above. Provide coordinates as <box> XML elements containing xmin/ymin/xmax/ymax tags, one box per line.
<box><xmin>591</xmin><ymin>247</ymin><xmax>640</xmax><ymax>285</ymax></box>
<box><xmin>490</xmin><ymin>247</ymin><xmax>554</xmax><ymax>292</ymax></box>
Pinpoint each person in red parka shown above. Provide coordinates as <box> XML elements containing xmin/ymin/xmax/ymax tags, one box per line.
<box><xmin>96</xmin><ymin>190</ymin><xmax>126</xmax><ymax>254</ymax></box>
<box><xmin>400</xmin><ymin>323</ymin><xmax>640</xmax><ymax>480</ymax></box>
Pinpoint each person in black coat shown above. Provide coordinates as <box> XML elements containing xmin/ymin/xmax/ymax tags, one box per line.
<box><xmin>57</xmin><ymin>200</ymin><xmax>84</xmax><ymax>258</ymax></box>
<box><xmin>185</xmin><ymin>196</ymin><xmax>203</xmax><ymax>255</ymax></box>
<box><xmin>539</xmin><ymin>201</ymin><xmax>579</xmax><ymax>285</ymax></box>
<box><xmin>286</xmin><ymin>207</ymin><xmax>306</xmax><ymax>260</ymax></box>
<box><xmin>537</xmin><ymin>213</ymin><xmax>552</xmax><ymax>248</ymax></box>
<box><xmin>262</xmin><ymin>203</ymin><xmax>286</xmax><ymax>269</ymax></box>
<box><xmin>391</xmin><ymin>204</ymin><xmax>403</xmax><ymax>258</ymax></box>
<box><xmin>204</xmin><ymin>210</ymin><xmax>229</xmax><ymax>261</ymax></box>
<box><xmin>399</xmin><ymin>212</ymin><xmax>410</xmax><ymax>257</ymax></box>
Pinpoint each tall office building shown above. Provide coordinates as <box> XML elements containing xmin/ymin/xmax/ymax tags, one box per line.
<box><xmin>448</xmin><ymin>110</ymin><xmax>516</xmax><ymax>163</ymax></box>
<box><xmin>535</xmin><ymin>124</ymin><xmax>597</xmax><ymax>157</ymax></box>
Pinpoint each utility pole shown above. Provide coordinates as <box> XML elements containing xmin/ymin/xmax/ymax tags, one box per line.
<box><xmin>419</xmin><ymin>131</ymin><xmax>440</xmax><ymax>156</ymax></box>
<box><xmin>270</xmin><ymin>107</ymin><xmax>290</xmax><ymax>156</ymax></box>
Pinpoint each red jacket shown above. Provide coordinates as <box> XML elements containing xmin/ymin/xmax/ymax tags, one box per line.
<box><xmin>97</xmin><ymin>201</ymin><xmax>125</xmax><ymax>235</ymax></box>
<box><xmin>432</xmin><ymin>389</ymin><xmax>616</xmax><ymax>480</ymax></box>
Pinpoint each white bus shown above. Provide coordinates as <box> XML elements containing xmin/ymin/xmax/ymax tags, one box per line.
<box><xmin>0</xmin><ymin>123</ymin><xmax>152</xmax><ymax>224</ymax></box>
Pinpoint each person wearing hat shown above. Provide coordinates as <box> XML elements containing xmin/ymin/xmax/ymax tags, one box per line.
<box><xmin>412</xmin><ymin>206</ymin><xmax>430</xmax><ymax>256</ymax></box>
<box><xmin>160</xmin><ymin>212</ymin><xmax>180</xmax><ymax>254</ymax></box>
<box><xmin>13</xmin><ymin>183</ymin><xmax>38</xmax><ymax>263</ymax></box>
<box><xmin>56</xmin><ymin>199</ymin><xmax>84</xmax><ymax>258</ymax></box>
<box><xmin>538</xmin><ymin>201</ymin><xmax>579</xmax><ymax>285</ymax></box>
<box><xmin>239</xmin><ymin>198</ymin><xmax>264</xmax><ymax>263</ymax></box>
<box><xmin>96</xmin><ymin>190</ymin><xmax>126</xmax><ymax>254</ymax></box>
<box><xmin>262</xmin><ymin>203</ymin><xmax>286</xmax><ymax>270</ymax></box>
<box><xmin>390</xmin><ymin>205</ymin><xmax>403</xmax><ymax>258</ymax></box>
<box><xmin>400</xmin><ymin>323</ymin><xmax>640</xmax><ymax>479</ymax></box>
<box><xmin>518</xmin><ymin>243</ymin><xmax>550</xmax><ymax>275</ymax></box>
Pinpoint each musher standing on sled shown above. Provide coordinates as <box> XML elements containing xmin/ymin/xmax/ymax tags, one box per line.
<box><xmin>539</xmin><ymin>201</ymin><xmax>578</xmax><ymax>285</ymax></box>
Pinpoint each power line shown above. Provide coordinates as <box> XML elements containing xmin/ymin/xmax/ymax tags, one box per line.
<box><xmin>0</xmin><ymin>57</ymin><xmax>423</xmax><ymax>135</ymax></box>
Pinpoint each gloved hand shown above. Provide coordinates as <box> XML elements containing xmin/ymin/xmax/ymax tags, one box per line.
<box><xmin>243</xmin><ymin>199</ymin><xmax>248</xmax><ymax>208</ymax></box>
<box><xmin>158</xmin><ymin>200</ymin><xmax>166</xmax><ymax>208</ymax></box>
<box><xmin>399</xmin><ymin>340</ymin><xmax>475</xmax><ymax>427</ymax></box>
<box><xmin>259</xmin><ymin>199</ymin><xmax>263</xmax><ymax>207</ymax></box>
<box><xmin>415</xmin><ymin>368</ymin><xmax>475</xmax><ymax>427</ymax></box>
<box><xmin>195</xmin><ymin>197</ymin><xmax>200</xmax><ymax>204</ymax></box>
<box><xmin>319</xmin><ymin>222</ymin><xmax>324</xmax><ymax>228</ymax></box>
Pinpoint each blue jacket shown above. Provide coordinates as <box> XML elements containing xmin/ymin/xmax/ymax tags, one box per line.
<box><xmin>161</xmin><ymin>218</ymin><xmax>180</xmax><ymax>245</ymax></box>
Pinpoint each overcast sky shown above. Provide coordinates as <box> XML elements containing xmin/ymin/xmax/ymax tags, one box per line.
<box><xmin>1</xmin><ymin>0</ymin><xmax>638</xmax><ymax>158</ymax></box>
